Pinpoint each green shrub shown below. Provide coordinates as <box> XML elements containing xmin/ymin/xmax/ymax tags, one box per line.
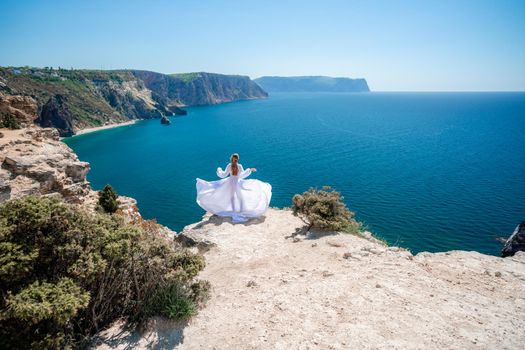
<box><xmin>0</xmin><ymin>111</ymin><xmax>22</xmax><ymax>129</ymax></box>
<box><xmin>0</xmin><ymin>196</ymin><xmax>208</xmax><ymax>349</ymax></box>
<box><xmin>145</xmin><ymin>282</ymin><xmax>194</xmax><ymax>320</ymax></box>
<box><xmin>98</xmin><ymin>184</ymin><xmax>119</xmax><ymax>213</ymax></box>
<box><xmin>2</xmin><ymin>278</ymin><xmax>90</xmax><ymax>325</ymax></box>
<box><xmin>292</xmin><ymin>186</ymin><xmax>361</xmax><ymax>234</ymax></box>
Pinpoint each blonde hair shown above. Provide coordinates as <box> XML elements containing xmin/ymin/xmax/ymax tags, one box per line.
<box><xmin>230</xmin><ymin>153</ymin><xmax>239</xmax><ymax>162</ymax></box>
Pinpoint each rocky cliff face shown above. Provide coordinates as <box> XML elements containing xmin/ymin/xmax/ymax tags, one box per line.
<box><xmin>132</xmin><ymin>70</ymin><xmax>268</xmax><ymax>106</ymax></box>
<box><xmin>255</xmin><ymin>75</ymin><xmax>370</xmax><ymax>93</ymax></box>
<box><xmin>36</xmin><ymin>94</ymin><xmax>75</xmax><ymax>136</ymax></box>
<box><xmin>502</xmin><ymin>221</ymin><xmax>525</xmax><ymax>257</ymax></box>
<box><xmin>0</xmin><ymin>127</ymin><xmax>91</xmax><ymax>203</ymax></box>
<box><xmin>96</xmin><ymin>209</ymin><xmax>525</xmax><ymax>349</ymax></box>
<box><xmin>0</xmin><ymin>67</ymin><xmax>267</xmax><ymax>136</ymax></box>
<box><xmin>0</xmin><ymin>92</ymin><xmax>38</xmax><ymax>126</ymax></box>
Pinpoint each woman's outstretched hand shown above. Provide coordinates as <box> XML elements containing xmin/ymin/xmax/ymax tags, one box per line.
<box><xmin>251</xmin><ymin>168</ymin><xmax>257</xmax><ymax>172</ymax></box>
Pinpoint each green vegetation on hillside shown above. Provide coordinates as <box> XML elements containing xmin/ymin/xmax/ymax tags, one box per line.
<box><xmin>170</xmin><ymin>72</ymin><xmax>201</xmax><ymax>83</ymax></box>
<box><xmin>0</xmin><ymin>196</ymin><xmax>208</xmax><ymax>349</ymax></box>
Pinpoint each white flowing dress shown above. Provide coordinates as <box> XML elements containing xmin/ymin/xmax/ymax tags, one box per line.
<box><xmin>196</xmin><ymin>163</ymin><xmax>272</xmax><ymax>223</ymax></box>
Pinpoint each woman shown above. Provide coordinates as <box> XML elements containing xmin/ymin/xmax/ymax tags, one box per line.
<box><xmin>196</xmin><ymin>153</ymin><xmax>272</xmax><ymax>223</ymax></box>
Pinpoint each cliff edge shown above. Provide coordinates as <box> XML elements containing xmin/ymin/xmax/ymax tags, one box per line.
<box><xmin>0</xmin><ymin>126</ymin><xmax>147</xmax><ymax>223</ymax></box>
<box><xmin>95</xmin><ymin>209</ymin><xmax>525</xmax><ymax>349</ymax></box>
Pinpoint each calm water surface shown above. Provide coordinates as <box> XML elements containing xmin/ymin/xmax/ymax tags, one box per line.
<box><xmin>65</xmin><ymin>92</ymin><xmax>525</xmax><ymax>255</ymax></box>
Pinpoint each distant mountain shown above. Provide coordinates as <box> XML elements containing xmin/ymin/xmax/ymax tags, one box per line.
<box><xmin>0</xmin><ymin>67</ymin><xmax>268</xmax><ymax>136</ymax></box>
<box><xmin>254</xmin><ymin>76</ymin><xmax>370</xmax><ymax>93</ymax></box>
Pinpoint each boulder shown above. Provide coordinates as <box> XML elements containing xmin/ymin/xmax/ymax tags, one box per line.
<box><xmin>0</xmin><ymin>92</ymin><xmax>38</xmax><ymax>126</ymax></box>
<box><xmin>502</xmin><ymin>221</ymin><xmax>525</xmax><ymax>257</ymax></box>
<box><xmin>160</xmin><ymin>115</ymin><xmax>171</xmax><ymax>125</ymax></box>
<box><xmin>65</xmin><ymin>161</ymin><xmax>90</xmax><ymax>182</ymax></box>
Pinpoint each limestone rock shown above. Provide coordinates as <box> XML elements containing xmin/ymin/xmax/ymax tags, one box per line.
<box><xmin>0</xmin><ymin>92</ymin><xmax>38</xmax><ymax>126</ymax></box>
<box><xmin>0</xmin><ymin>127</ymin><xmax>91</xmax><ymax>203</ymax></box>
<box><xmin>116</xmin><ymin>195</ymin><xmax>142</xmax><ymax>223</ymax></box>
<box><xmin>502</xmin><ymin>221</ymin><xmax>525</xmax><ymax>257</ymax></box>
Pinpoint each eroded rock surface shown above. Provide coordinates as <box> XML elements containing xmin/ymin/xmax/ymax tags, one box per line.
<box><xmin>0</xmin><ymin>127</ymin><xmax>91</xmax><ymax>202</ymax></box>
<box><xmin>0</xmin><ymin>127</ymin><xmax>146</xmax><ymax>223</ymax></box>
<box><xmin>0</xmin><ymin>92</ymin><xmax>38</xmax><ymax>125</ymax></box>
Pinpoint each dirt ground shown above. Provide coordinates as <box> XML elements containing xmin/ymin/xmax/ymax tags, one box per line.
<box><xmin>94</xmin><ymin>208</ymin><xmax>525</xmax><ymax>349</ymax></box>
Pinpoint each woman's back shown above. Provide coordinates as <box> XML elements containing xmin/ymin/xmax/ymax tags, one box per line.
<box><xmin>231</xmin><ymin>163</ymin><xmax>239</xmax><ymax>176</ymax></box>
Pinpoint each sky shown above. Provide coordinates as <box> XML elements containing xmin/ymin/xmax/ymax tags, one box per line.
<box><xmin>0</xmin><ymin>0</ymin><xmax>524</xmax><ymax>91</ymax></box>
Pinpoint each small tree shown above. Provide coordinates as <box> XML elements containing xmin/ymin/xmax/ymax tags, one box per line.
<box><xmin>292</xmin><ymin>186</ymin><xmax>361</xmax><ymax>234</ymax></box>
<box><xmin>98</xmin><ymin>184</ymin><xmax>118</xmax><ymax>213</ymax></box>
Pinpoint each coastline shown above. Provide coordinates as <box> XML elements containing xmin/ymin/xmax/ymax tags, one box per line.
<box><xmin>71</xmin><ymin>120</ymin><xmax>139</xmax><ymax>137</ymax></box>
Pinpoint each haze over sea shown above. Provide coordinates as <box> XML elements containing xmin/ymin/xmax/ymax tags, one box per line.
<box><xmin>65</xmin><ymin>92</ymin><xmax>525</xmax><ymax>255</ymax></box>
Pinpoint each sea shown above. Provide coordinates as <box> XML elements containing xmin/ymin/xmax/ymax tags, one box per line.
<box><xmin>64</xmin><ymin>92</ymin><xmax>525</xmax><ymax>256</ymax></box>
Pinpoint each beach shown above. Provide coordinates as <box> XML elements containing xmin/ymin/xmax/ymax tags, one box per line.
<box><xmin>73</xmin><ymin>120</ymin><xmax>138</xmax><ymax>136</ymax></box>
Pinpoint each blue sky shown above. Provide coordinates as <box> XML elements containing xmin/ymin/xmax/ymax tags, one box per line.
<box><xmin>0</xmin><ymin>0</ymin><xmax>524</xmax><ymax>91</ymax></box>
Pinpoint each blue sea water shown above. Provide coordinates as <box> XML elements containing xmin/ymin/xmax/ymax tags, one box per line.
<box><xmin>64</xmin><ymin>92</ymin><xmax>525</xmax><ymax>256</ymax></box>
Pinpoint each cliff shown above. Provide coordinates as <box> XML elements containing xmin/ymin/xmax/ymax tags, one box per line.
<box><xmin>0</xmin><ymin>67</ymin><xmax>267</xmax><ymax>136</ymax></box>
<box><xmin>132</xmin><ymin>71</ymin><xmax>268</xmax><ymax>106</ymax></box>
<box><xmin>0</xmin><ymin>126</ymin><xmax>148</xmax><ymax>223</ymax></box>
<box><xmin>94</xmin><ymin>210</ymin><xmax>525</xmax><ymax>349</ymax></box>
<box><xmin>254</xmin><ymin>75</ymin><xmax>370</xmax><ymax>93</ymax></box>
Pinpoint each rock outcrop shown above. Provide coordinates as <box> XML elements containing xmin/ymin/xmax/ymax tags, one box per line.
<box><xmin>0</xmin><ymin>127</ymin><xmax>91</xmax><ymax>202</ymax></box>
<box><xmin>160</xmin><ymin>115</ymin><xmax>171</xmax><ymax>125</ymax></box>
<box><xmin>254</xmin><ymin>75</ymin><xmax>370</xmax><ymax>93</ymax></box>
<box><xmin>0</xmin><ymin>92</ymin><xmax>38</xmax><ymax>126</ymax></box>
<box><xmin>502</xmin><ymin>221</ymin><xmax>525</xmax><ymax>257</ymax></box>
<box><xmin>95</xmin><ymin>209</ymin><xmax>525</xmax><ymax>349</ymax></box>
<box><xmin>0</xmin><ymin>126</ymin><xmax>144</xmax><ymax>223</ymax></box>
<box><xmin>36</xmin><ymin>94</ymin><xmax>75</xmax><ymax>136</ymax></box>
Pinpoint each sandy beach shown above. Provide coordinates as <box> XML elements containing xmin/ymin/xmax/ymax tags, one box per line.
<box><xmin>73</xmin><ymin>120</ymin><xmax>138</xmax><ymax>136</ymax></box>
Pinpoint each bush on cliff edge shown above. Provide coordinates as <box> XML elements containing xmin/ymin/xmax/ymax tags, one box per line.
<box><xmin>292</xmin><ymin>186</ymin><xmax>361</xmax><ymax>234</ymax></box>
<box><xmin>98</xmin><ymin>184</ymin><xmax>119</xmax><ymax>213</ymax></box>
<box><xmin>0</xmin><ymin>196</ymin><xmax>208</xmax><ymax>349</ymax></box>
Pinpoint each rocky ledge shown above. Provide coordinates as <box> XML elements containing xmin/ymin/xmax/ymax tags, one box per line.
<box><xmin>0</xmin><ymin>126</ymin><xmax>142</xmax><ymax>222</ymax></box>
<box><xmin>95</xmin><ymin>209</ymin><xmax>525</xmax><ymax>349</ymax></box>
